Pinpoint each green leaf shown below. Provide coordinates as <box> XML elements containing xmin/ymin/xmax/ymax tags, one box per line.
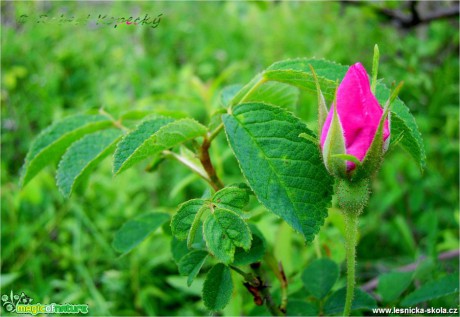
<box><xmin>375</xmin><ymin>84</ymin><xmax>426</xmax><ymax>171</ymax></box>
<box><xmin>119</xmin><ymin>109</ymin><xmax>155</xmax><ymax>121</ymax></box>
<box><xmin>187</xmin><ymin>204</ymin><xmax>208</xmax><ymax>248</ymax></box>
<box><xmin>377</xmin><ymin>271</ymin><xmax>413</xmax><ymax>303</ymax></box>
<box><xmin>113</xmin><ymin>117</ymin><xmax>173</xmax><ymax>174</ymax></box>
<box><xmin>388</xmin><ymin>110</ymin><xmax>426</xmax><ymax>172</ymax></box>
<box><xmin>56</xmin><ymin>129</ymin><xmax>122</xmax><ymax>197</ymax></box>
<box><xmin>171</xmin><ymin>199</ymin><xmax>205</xmax><ymax>240</ymax></box>
<box><xmin>301</xmin><ymin>258</ymin><xmax>339</xmax><ymax>299</ymax></box>
<box><xmin>233</xmin><ymin>225</ymin><xmax>266</xmax><ymax>266</ymax></box>
<box><xmin>112</xmin><ymin>212</ymin><xmax>170</xmax><ymax>254</ymax></box>
<box><xmin>114</xmin><ymin>117</ymin><xmax>207</xmax><ymax>174</ymax></box>
<box><xmin>167</xmin><ymin>276</ymin><xmax>204</xmax><ymax>296</ymax></box>
<box><xmin>286</xmin><ymin>300</ymin><xmax>318</xmax><ymax>316</ymax></box>
<box><xmin>0</xmin><ymin>273</ymin><xmax>21</xmax><ymax>288</ymax></box>
<box><xmin>171</xmin><ymin>237</ymin><xmax>189</xmax><ymax>264</ymax></box>
<box><xmin>263</xmin><ymin>58</ymin><xmax>347</xmax><ymax>100</ymax></box>
<box><xmin>178</xmin><ymin>250</ymin><xmax>208</xmax><ymax>287</ymax></box>
<box><xmin>323</xmin><ymin>287</ymin><xmax>377</xmax><ymax>315</ymax></box>
<box><xmin>376</xmin><ymin>84</ymin><xmax>426</xmax><ymax>172</ymax></box>
<box><xmin>202</xmin><ymin>263</ymin><xmax>233</xmax><ymax>311</ymax></box>
<box><xmin>230</xmin><ymin>73</ymin><xmax>265</xmax><ymax>106</ymax></box>
<box><xmin>212</xmin><ymin>185</ymin><xmax>250</xmax><ymax>213</ymax></box>
<box><xmin>223</xmin><ymin>102</ymin><xmax>333</xmax><ymax>242</ymax></box>
<box><xmin>203</xmin><ymin>208</ymin><xmax>252</xmax><ymax>264</ymax></box>
<box><xmin>21</xmin><ymin>114</ymin><xmax>112</xmax><ymax>187</ymax></box>
<box><xmin>221</xmin><ymin>84</ymin><xmax>243</xmax><ymax>107</ymax></box>
<box><xmin>401</xmin><ymin>274</ymin><xmax>460</xmax><ymax>306</ymax></box>
<box><xmin>244</xmin><ymin>81</ymin><xmax>299</xmax><ymax>110</ymax></box>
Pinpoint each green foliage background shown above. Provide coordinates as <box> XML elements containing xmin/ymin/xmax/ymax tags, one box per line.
<box><xmin>1</xmin><ymin>1</ymin><xmax>458</xmax><ymax>316</ymax></box>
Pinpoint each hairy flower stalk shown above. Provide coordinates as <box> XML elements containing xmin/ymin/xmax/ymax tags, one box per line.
<box><xmin>313</xmin><ymin>57</ymin><xmax>396</xmax><ymax>316</ymax></box>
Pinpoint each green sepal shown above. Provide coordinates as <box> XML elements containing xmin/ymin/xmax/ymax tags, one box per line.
<box><xmin>322</xmin><ymin>102</ymin><xmax>347</xmax><ymax>178</ymax></box>
<box><xmin>309</xmin><ymin>64</ymin><xmax>329</xmax><ymax>134</ymax></box>
<box><xmin>351</xmin><ymin>85</ymin><xmax>398</xmax><ymax>181</ymax></box>
<box><xmin>331</xmin><ymin>154</ymin><xmax>361</xmax><ymax>167</ymax></box>
<box><xmin>371</xmin><ymin>44</ymin><xmax>380</xmax><ymax>94</ymax></box>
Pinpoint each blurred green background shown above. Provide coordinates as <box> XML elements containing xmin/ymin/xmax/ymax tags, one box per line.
<box><xmin>1</xmin><ymin>1</ymin><xmax>458</xmax><ymax>316</ymax></box>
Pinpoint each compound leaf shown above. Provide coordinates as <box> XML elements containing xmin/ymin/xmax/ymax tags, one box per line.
<box><xmin>112</xmin><ymin>212</ymin><xmax>170</xmax><ymax>254</ymax></box>
<box><xmin>377</xmin><ymin>271</ymin><xmax>413</xmax><ymax>303</ymax></box>
<box><xmin>286</xmin><ymin>300</ymin><xmax>318</xmax><ymax>316</ymax></box>
<box><xmin>178</xmin><ymin>250</ymin><xmax>208</xmax><ymax>287</ymax></box>
<box><xmin>171</xmin><ymin>199</ymin><xmax>206</xmax><ymax>240</ymax></box>
<box><xmin>375</xmin><ymin>84</ymin><xmax>426</xmax><ymax>171</ymax></box>
<box><xmin>202</xmin><ymin>263</ymin><xmax>233</xmax><ymax>311</ymax></box>
<box><xmin>114</xmin><ymin>117</ymin><xmax>206</xmax><ymax>175</ymax></box>
<box><xmin>221</xmin><ymin>84</ymin><xmax>244</xmax><ymax>107</ymax></box>
<box><xmin>263</xmin><ymin>58</ymin><xmax>347</xmax><ymax>100</ymax></box>
<box><xmin>223</xmin><ymin>102</ymin><xmax>333</xmax><ymax>242</ymax></box>
<box><xmin>401</xmin><ymin>274</ymin><xmax>460</xmax><ymax>306</ymax></box>
<box><xmin>21</xmin><ymin>114</ymin><xmax>112</xmax><ymax>186</ymax></box>
<box><xmin>211</xmin><ymin>185</ymin><xmax>250</xmax><ymax>213</ymax></box>
<box><xmin>324</xmin><ymin>287</ymin><xmax>377</xmax><ymax>315</ymax></box>
<box><xmin>233</xmin><ymin>225</ymin><xmax>266</xmax><ymax>265</ymax></box>
<box><xmin>56</xmin><ymin>129</ymin><xmax>122</xmax><ymax>197</ymax></box>
<box><xmin>203</xmin><ymin>208</ymin><xmax>251</xmax><ymax>264</ymax></box>
<box><xmin>244</xmin><ymin>81</ymin><xmax>299</xmax><ymax>111</ymax></box>
<box><xmin>113</xmin><ymin>117</ymin><xmax>174</xmax><ymax>174</ymax></box>
<box><xmin>301</xmin><ymin>258</ymin><xmax>339</xmax><ymax>299</ymax></box>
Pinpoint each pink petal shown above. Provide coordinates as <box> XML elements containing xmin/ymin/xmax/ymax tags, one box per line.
<box><xmin>320</xmin><ymin>63</ymin><xmax>390</xmax><ymax>171</ymax></box>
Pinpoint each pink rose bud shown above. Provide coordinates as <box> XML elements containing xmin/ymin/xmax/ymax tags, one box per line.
<box><xmin>320</xmin><ymin>63</ymin><xmax>390</xmax><ymax>173</ymax></box>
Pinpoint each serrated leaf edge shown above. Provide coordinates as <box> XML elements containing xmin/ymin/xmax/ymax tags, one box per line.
<box><xmin>56</xmin><ymin>130</ymin><xmax>123</xmax><ymax>197</ymax></box>
<box><xmin>20</xmin><ymin>116</ymin><xmax>112</xmax><ymax>186</ymax></box>
<box><xmin>113</xmin><ymin>118</ymin><xmax>207</xmax><ymax>175</ymax></box>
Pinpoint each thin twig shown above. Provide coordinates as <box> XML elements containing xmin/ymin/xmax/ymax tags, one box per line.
<box><xmin>250</xmin><ymin>263</ymin><xmax>285</xmax><ymax>316</ymax></box>
<box><xmin>162</xmin><ymin>150</ymin><xmax>212</xmax><ymax>186</ymax></box>
<box><xmin>208</xmin><ymin>123</ymin><xmax>224</xmax><ymax>143</ymax></box>
<box><xmin>230</xmin><ymin>264</ymin><xmax>283</xmax><ymax>315</ymax></box>
<box><xmin>278</xmin><ymin>261</ymin><xmax>288</xmax><ymax>314</ymax></box>
<box><xmin>99</xmin><ymin>108</ymin><xmax>129</xmax><ymax>131</ymax></box>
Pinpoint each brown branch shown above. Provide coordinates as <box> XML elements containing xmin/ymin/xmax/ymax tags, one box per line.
<box><xmin>249</xmin><ymin>262</ymin><xmax>285</xmax><ymax>316</ymax></box>
<box><xmin>198</xmin><ymin>137</ymin><xmax>224</xmax><ymax>191</ymax></box>
<box><xmin>361</xmin><ymin>249</ymin><xmax>460</xmax><ymax>293</ymax></box>
<box><xmin>341</xmin><ymin>0</ymin><xmax>459</xmax><ymax>29</ymax></box>
<box><xmin>278</xmin><ymin>261</ymin><xmax>288</xmax><ymax>314</ymax></box>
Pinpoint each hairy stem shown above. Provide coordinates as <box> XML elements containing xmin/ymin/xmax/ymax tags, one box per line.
<box><xmin>343</xmin><ymin>212</ymin><xmax>359</xmax><ymax>317</ymax></box>
<box><xmin>199</xmin><ymin>137</ymin><xmax>224</xmax><ymax>191</ymax></box>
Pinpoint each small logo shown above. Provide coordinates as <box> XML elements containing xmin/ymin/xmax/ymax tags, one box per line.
<box><xmin>2</xmin><ymin>291</ymin><xmax>32</xmax><ymax>313</ymax></box>
<box><xmin>2</xmin><ymin>291</ymin><xmax>88</xmax><ymax>315</ymax></box>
